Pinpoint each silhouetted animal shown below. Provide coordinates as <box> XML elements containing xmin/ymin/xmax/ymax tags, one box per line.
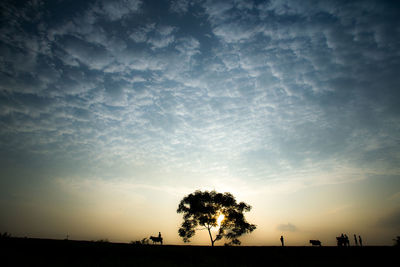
<box><xmin>149</xmin><ymin>236</ymin><xmax>163</xmax><ymax>245</ymax></box>
<box><xmin>309</xmin><ymin>240</ymin><xmax>321</xmax><ymax>246</ymax></box>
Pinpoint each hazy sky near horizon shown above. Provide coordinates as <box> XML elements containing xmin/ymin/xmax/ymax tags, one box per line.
<box><xmin>1</xmin><ymin>0</ymin><xmax>400</xmax><ymax>246</ymax></box>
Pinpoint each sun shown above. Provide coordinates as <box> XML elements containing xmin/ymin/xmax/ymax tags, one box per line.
<box><xmin>217</xmin><ymin>214</ymin><xmax>225</xmax><ymax>227</ymax></box>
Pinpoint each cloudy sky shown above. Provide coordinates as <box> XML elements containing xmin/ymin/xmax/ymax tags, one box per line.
<box><xmin>1</xmin><ymin>0</ymin><xmax>400</xmax><ymax>245</ymax></box>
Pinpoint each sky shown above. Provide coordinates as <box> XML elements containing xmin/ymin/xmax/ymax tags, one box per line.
<box><xmin>1</xmin><ymin>0</ymin><xmax>400</xmax><ymax>246</ymax></box>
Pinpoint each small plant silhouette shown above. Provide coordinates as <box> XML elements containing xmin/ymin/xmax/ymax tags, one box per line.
<box><xmin>131</xmin><ymin>238</ymin><xmax>149</xmax><ymax>245</ymax></box>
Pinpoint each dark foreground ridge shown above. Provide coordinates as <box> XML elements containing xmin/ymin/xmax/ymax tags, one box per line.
<box><xmin>1</xmin><ymin>237</ymin><xmax>398</xmax><ymax>267</ymax></box>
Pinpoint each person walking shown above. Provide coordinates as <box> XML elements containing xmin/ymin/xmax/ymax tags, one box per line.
<box><xmin>359</xmin><ymin>235</ymin><xmax>363</xmax><ymax>247</ymax></box>
<box><xmin>354</xmin><ymin>234</ymin><xmax>358</xmax><ymax>246</ymax></box>
<box><xmin>280</xmin><ymin>235</ymin><xmax>284</xmax><ymax>246</ymax></box>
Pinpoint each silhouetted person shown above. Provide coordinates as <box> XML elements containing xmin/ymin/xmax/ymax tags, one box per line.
<box><xmin>354</xmin><ymin>234</ymin><xmax>358</xmax><ymax>246</ymax></box>
<box><xmin>280</xmin><ymin>235</ymin><xmax>284</xmax><ymax>246</ymax></box>
<box><xmin>359</xmin><ymin>235</ymin><xmax>363</xmax><ymax>247</ymax></box>
<box><xmin>158</xmin><ymin>232</ymin><xmax>162</xmax><ymax>239</ymax></box>
<box><xmin>336</xmin><ymin>233</ymin><xmax>345</xmax><ymax>247</ymax></box>
<box><xmin>344</xmin><ymin>234</ymin><xmax>349</xmax><ymax>246</ymax></box>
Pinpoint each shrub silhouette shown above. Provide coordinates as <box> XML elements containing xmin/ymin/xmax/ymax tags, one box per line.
<box><xmin>177</xmin><ymin>190</ymin><xmax>256</xmax><ymax>246</ymax></box>
<box><xmin>131</xmin><ymin>238</ymin><xmax>149</xmax><ymax>245</ymax></box>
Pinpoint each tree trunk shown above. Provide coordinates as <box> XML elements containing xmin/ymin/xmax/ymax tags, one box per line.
<box><xmin>207</xmin><ymin>226</ymin><xmax>215</xmax><ymax>247</ymax></box>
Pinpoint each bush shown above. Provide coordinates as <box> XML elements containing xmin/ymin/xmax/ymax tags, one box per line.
<box><xmin>130</xmin><ymin>238</ymin><xmax>149</xmax><ymax>245</ymax></box>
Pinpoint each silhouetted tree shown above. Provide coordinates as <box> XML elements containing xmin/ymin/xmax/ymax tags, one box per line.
<box><xmin>177</xmin><ymin>190</ymin><xmax>256</xmax><ymax>246</ymax></box>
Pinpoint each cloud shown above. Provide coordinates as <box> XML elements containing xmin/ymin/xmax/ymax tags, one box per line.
<box><xmin>148</xmin><ymin>25</ymin><xmax>177</xmax><ymax>49</ymax></box>
<box><xmin>129</xmin><ymin>23</ymin><xmax>155</xmax><ymax>43</ymax></box>
<box><xmin>175</xmin><ymin>36</ymin><xmax>200</xmax><ymax>57</ymax></box>
<box><xmin>213</xmin><ymin>22</ymin><xmax>260</xmax><ymax>43</ymax></box>
<box><xmin>277</xmin><ymin>223</ymin><xmax>298</xmax><ymax>232</ymax></box>
<box><xmin>202</xmin><ymin>1</ymin><xmax>234</xmax><ymax>24</ymax></box>
<box><xmin>0</xmin><ymin>0</ymin><xmax>399</xmax><ymax>195</ymax></box>
<box><xmin>57</xmin><ymin>35</ymin><xmax>113</xmax><ymax>70</ymax></box>
<box><xmin>93</xmin><ymin>0</ymin><xmax>142</xmax><ymax>21</ymax></box>
<box><xmin>169</xmin><ymin>0</ymin><xmax>190</xmax><ymax>14</ymax></box>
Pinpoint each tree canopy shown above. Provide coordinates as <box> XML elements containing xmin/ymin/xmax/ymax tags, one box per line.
<box><xmin>177</xmin><ymin>190</ymin><xmax>256</xmax><ymax>246</ymax></box>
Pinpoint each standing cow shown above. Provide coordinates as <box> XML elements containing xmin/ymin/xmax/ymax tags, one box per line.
<box><xmin>309</xmin><ymin>240</ymin><xmax>322</xmax><ymax>246</ymax></box>
<box><xmin>149</xmin><ymin>236</ymin><xmax>163</xmax><ymax>244</ymax></box>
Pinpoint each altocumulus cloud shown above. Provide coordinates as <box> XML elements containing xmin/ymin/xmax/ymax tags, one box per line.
<box><xmin>0</xmin><ymin>0</ymin><xmax>400</xmax><ymax>194</ymax></box>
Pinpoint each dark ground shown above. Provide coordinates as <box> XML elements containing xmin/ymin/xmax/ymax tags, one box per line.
<box><xmin>1</xmin><ymin>237</ymin><xmax>398</xmax><ymax>266</ymax></box>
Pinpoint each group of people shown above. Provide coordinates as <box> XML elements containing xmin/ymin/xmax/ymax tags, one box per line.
<box><xmin>354</xmin><ymin>234</ymin><xmax>363</xmax><ymax>246</ymax></box>
<box><xmin>337</xmin><ymin>233</ymin><xmax>363</xmax><ymax>247</ymax></box>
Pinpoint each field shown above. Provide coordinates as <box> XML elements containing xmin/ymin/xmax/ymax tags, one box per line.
<box><xmin>1</xmin><ymin>237</ymin><xmax>398</xmax><ymax>266</ymax></box>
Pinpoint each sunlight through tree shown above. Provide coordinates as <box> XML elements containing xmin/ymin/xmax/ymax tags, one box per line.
<box><xmin>177</xmin><ymin>190</ymin><xmax>256</xmax><ymax>246</ymax></box>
